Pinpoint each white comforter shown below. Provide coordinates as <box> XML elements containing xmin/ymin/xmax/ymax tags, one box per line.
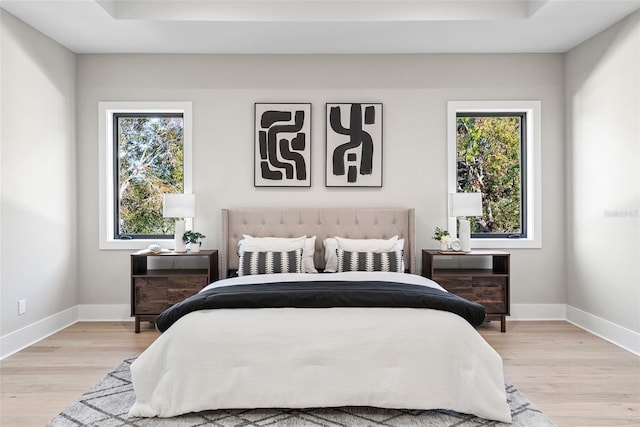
<box><xmin>128</xmin><ymin>272</ymin><xmax>511</xmax><ymax>423</ymax></box>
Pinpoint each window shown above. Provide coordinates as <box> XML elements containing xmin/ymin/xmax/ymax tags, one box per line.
<box><xmin>99</xmin><ymin>102</ymin><xmax>192</xmax><ymax>249</ymax></box>
<box><xmin>447</xmin><ymin>101</ymin><xmax>541</xmax><ymax>248</ymax></box>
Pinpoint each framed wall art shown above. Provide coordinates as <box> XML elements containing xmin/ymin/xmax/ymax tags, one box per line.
<box><xmin>325</xmin><ymin>103</ymin><xmax>383</xmax><ymax>187</ymax></box>
<box><xmin>255</xmin><ymin>103</ymin><xmax>311</xmax><ymax>187</ymax></box>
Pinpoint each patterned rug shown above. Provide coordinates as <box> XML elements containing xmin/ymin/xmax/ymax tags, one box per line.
<box><xmin>46</xmin><ymin>358</ymin><xmax>556</xmax><ymax>427</ymax></box>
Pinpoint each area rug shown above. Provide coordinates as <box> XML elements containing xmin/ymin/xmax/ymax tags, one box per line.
<box><xmin>46</xmin><ymin>358</ymin><xmax>556</xmax><ymax>427</ymax></box>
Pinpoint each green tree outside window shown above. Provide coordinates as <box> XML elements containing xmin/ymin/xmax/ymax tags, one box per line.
<box><xmin>116</xmin><ymin>114</ymin><xmax>184</xmax><ymax>238</ymax></box>
<box><xmin>456</xmin><ymin>114</ymin><xmax>525</xmax><ymax>236</ymax></box>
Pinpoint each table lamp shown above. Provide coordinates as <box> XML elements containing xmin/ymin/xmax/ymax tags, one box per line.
<box><xmin>449</xmin><ymin>192</ymin><xmax>482</xmax><ymax>252</ymax></box>
<box><xmin>163</xmin><ymin>194</ymin><xmax>195</xmax><ymax>252</ymax></box>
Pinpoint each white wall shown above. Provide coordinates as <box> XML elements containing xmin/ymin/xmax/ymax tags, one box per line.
<box><xmin>76</xmin><ymin>53</ymin><xmax>566</xmax><ymax>310</ymax></box>
<box><xmin>0</xmin><ymin>11</ymin><xmax>77</xmax><ymax>340</ymax></box>
<box><xmin>565</xmin><ymin>12</ymin><xmax>640</xmax><ymax>338</ymax></box>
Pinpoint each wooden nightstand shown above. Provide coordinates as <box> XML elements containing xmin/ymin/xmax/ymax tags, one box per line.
<box><xmin>130</xmin><ymin>250</ymin><xmax>219</xmax><ymax>333</ymax></box>
<box><xmin>421</xmin><ymin>249</ymin><xmax>510</xmax><ymax>332</ymax></box>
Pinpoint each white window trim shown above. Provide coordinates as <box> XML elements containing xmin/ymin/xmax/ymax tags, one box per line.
<box><xmin>447</xmin><ymin>100</ymin><xmax>542</xmax><ymax>249</ymax></box>
<box><xmin>98</xmin><ymin>101</ymin><xmax>193</xmax><ymax>250</ymax></box>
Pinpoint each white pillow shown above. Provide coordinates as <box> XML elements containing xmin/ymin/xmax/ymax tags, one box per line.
<box><xmin>239</xmin><ymin>235</ymin><xmax>306</xmax><ymax>251</ymax></box>
<box><xmin>335</xmin><ymin>235</ymin><xmax>399</xmax><ymax>251</ymax></box>
<box><xmin>322</xmin><ymin>238</ymin><xmax>339</xmax><ymax>272</ymax></box>
<box><xmin>323</xmin><ymin>236</ymin><xmax>403</xmax><ymax>272</ymax></box>
<box><xmin>302</xmin><ymin>236</ymin><xmax>318</xmax><ymax>273</ymax></box>
<box><xmin>239</xmin><ymin>235</ymin><xmax>317</xmax><ymax>274</ymax></box>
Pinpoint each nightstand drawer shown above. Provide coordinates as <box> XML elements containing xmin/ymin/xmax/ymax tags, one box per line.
<box><xmin>134</xmin><ymin>276</ymin><xmax>206</xmax><ymax>314</ymax></box>
<box><xmin>433</xmin><ymin>276</ymin><xmax>476</xmax><ymax>302</ymax></box>
<box><xmin>472</xmin><ymin>277</ymin><xmax>507</xmax><ymax>288</ymax></box>
<box><xmin>433</xmin><ymin>276</ymin><xmax>472</xmax><ymax>291</ymax></box>
<box><xmin>471</xmin><ymin>277</ymin><xmax>506</xmax><ymax>313</ymax></box>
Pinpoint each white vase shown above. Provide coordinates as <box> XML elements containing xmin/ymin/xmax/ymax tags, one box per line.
<box><xmin>440</xmin><ymin>241</ymin><xmax>449</xmax><ymax>251</ymax></box>
<box><xmin>190</xmin><ymin>243</ymin><xmax>201</xmax><ymax>253</ymax></box>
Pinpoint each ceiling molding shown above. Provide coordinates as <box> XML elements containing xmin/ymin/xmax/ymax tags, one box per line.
<box><xmin>95</xmin><ymin>0</ymin><xmax>538</xmax><ymax>22</ymax></box>
<box><xmin>1</xmin><ymin>0</ymin><xmax>639</xmax><ymax>54</ymax></box>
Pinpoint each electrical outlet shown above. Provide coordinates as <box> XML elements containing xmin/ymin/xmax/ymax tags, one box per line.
<box><xmin>18</xmin><ymin>299</ymin><xmax>26</xmax><ymax>315</ymax></box>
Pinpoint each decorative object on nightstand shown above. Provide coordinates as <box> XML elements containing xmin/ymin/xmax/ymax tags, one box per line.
<box><xmin>450</xmin><ymin>238</ymin><xmax>462</xmax><ymax>251</ymax></box>
<box><xmin>449</xmin><ymin>192</ymin><xmax>482</xmax><ymax>252</ymax></box>
<box><xmin>147</xmin><ymin>244</ymin><xmax>163</xmax><ymax>254</ymax></box>
<box><xmin>422</xmin><ymin>249</ymin><xmax>510</xmax><ymax>332</ymax></box>
<box><xmin>130</xmin><ymin>249</ymin><xmax>218</xmax><ymax>333</ymax></box>
<box><xmin>183</xmin><ymin>230</ymin><xmax>206</xmax><ymax>253</ymax></box>
<box><xmin>163</xmin><ymin>193</ymin><xmax>196</xmax><ymax>253</ymax></box>
<box><xmin>432</xmin><ymin>226</ymin><xmax>451</xmax><ymax>251</ymax></box>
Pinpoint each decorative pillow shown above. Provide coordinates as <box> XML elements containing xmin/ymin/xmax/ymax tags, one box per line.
<box><xmin>237</xmin><ymin>248</ymin><xmax>303</xmax><ymax>276</ymax></box>
<box><xmin>238</xmin><ymin>235</ymin><xmax>318</xmax><ymax>274</ymax></box>
<box><xmin>336</xmin><ymin>249</ymin><xmax>404</xmax><ymax>273</ymax></box>
<box><xmin>324</xmin><ymin>236</ymin><xmax>402</xmax><ymax>272</ymax></box>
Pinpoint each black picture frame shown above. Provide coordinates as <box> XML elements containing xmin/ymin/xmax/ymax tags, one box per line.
<box><xmin>254</xmin><ymin>103</ymin><xmax>311</xmax><ymax>187</ymax></box>
<box><xmin>325</xmin><ymin>103</ymin><xmax>383</xmax><ymax>187</ymax></box>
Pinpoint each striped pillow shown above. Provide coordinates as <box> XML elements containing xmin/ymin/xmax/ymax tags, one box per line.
<box><xmin>336</xmin><ymin>249</ymin><xmax>404</xmax><ymax>273</ymax></box>
<box><xmin>238</xmin><ymin>248</ymin><xmax>303</xmax><ymax>276</ymax></box>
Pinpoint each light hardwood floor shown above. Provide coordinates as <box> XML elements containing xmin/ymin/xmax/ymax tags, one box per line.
<box><xmin>1</xmin><ymin>320</ymin><xmax>638</xmax><ymax>427</ymax></box>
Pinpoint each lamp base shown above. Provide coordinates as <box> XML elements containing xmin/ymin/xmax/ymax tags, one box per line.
<box><xmin>174</xmin><ymin>220</ymin><xmax>186</xmax><ymax>253</ymax></box>
<box><xmin>459</xmin><ymin>219</ymin><xmax>471</xmax><ymax>252</ymax></box>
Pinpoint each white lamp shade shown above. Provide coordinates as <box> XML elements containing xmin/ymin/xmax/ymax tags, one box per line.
<box><xmin>450</xmin><ymin>192</ymin><xmax>482</xmax><ymax>217</ymax></box>
<box><xmin>163</xmin><ymin>194</ymin><xmax>195</xmax><ymax>218</ymax></box>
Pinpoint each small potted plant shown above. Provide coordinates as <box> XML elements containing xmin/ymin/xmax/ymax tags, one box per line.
<box><xmin>182</xmin><ymin>230</ymin><xmax>206</xmax><ymax>253</ymax></box>
<box><xmin>432</xmin><ymin>226</ymin><xmax>451</xmax><ymax>251</ymax></box>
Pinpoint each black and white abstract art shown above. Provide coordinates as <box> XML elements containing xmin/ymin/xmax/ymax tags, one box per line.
<box><xmin>326</xmin><ymin>103</ymin><xmax>382</xmax><ymax>187</ymax></box>
<box><xmin>255</xmin><ymin>103</ymin><xmax>311</xmax><ymax>187</ymax></box>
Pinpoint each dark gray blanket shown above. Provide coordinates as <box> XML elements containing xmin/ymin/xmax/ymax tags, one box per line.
<box><xmin>156</xmin><ymin>280</ymin><xmax>486</xmax><ymax>332</ymax></box>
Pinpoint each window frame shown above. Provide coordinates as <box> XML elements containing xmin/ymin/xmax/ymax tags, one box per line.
<box><xmin>447</xmin><ymin>101</ymin><xmax>542</xmax><ymax>249</ymax></box>
<box><xmin>455</xmin><ymin>111</ymin><xmax>527</xmax><ymax>239</ymax></box>
<box><xmin>112</xmin><ymin>112</ymin><xmax>185</xmax><ymax>241</ymax></box>
<box><xmin>99</xmin><ymin>101</ymin><xmax>193</xmax><ymax>250</ymax></box>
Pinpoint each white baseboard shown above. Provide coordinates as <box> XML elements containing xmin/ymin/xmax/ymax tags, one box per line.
<box><xmin>566</xmin><ymin>305</ymin><xmax>640</xmax><ymax>356</ymax></box>
<box><xmin>77</xmin><ymin>304</ymin><xmax>132</xmax><ymax>321</ymax></box>
<box><xmin>0</xmin><ymin>306</ymin><xmax>78</xmax><ymax>360</ymax></box>
<box><xmin>509</xmin><ymin>303</ymin><xmax>566</xmax><ymax>320</ymax></box>
<box><xmin>0</xmin><ymin>305</ymin><xmax>131</xmax><ymax>360</ymax></box>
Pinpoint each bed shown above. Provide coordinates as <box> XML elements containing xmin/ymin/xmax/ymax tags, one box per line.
<box><xmin>128</xmin><ymin>207</ymin><xmax>511</xmax><ymax>423</ymax></box>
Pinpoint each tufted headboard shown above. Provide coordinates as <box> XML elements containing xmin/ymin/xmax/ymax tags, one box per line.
<box><xmin>221</xmin><ymin>207</ymin><xmax>415</xmax><ymax>278</ymax></box>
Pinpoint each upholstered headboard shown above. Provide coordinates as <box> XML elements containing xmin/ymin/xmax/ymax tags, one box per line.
<box><xmin>221</xmin><ymin>207</ymin><xmax>416</xmax><ymax>278</ymax></box>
